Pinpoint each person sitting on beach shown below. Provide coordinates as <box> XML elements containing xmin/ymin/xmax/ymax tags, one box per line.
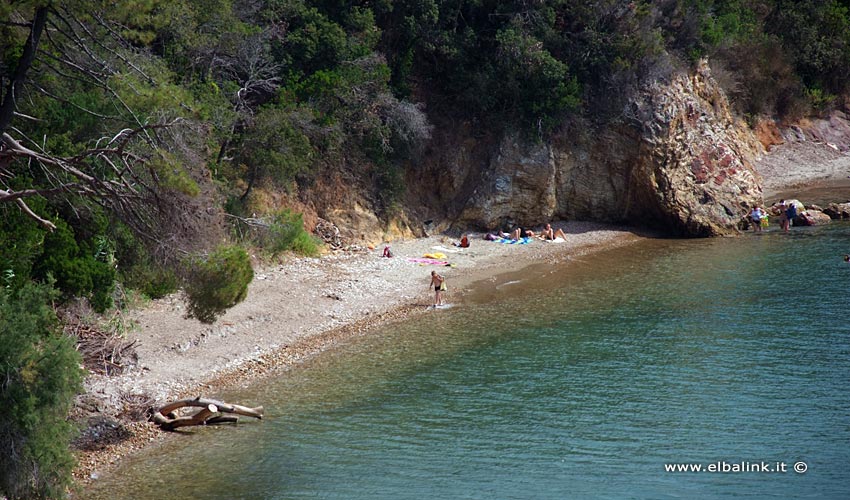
<box><xmin>511</xmin><ymin>228</ymin><xmax>522</xmax><ymax>241</ymax></box>
<box><xmin>453</xmin><ymin>234</ymin><xmax>470</xmax><ymax>248</ymax></box>
<box><xmin>541</xmin><ymin>223</ymin><xmax>567</xmax><ymax>241</ymax></box>
<box><xmin>382</xmin><ymin>245</ymin><xmax>393</xmax><ymax>257</ymax></box>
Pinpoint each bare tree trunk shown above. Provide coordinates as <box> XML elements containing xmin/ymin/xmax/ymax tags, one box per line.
<box><xmin>240</xmin><ymin>163</ymin><xmax>257</xmax><ymax>202</ymax></box>
<box><xmin>205</xmin><ymin>415</ymin><xmax>239</xmax><ymax>425</ymax></box>
<box><xmin>150</xmin><ymin>397</ymin><xmax>264</xmax><ymax>431</ymax></box>
<box><xmin>0</xmin><ymin>7</ymin><xmax>48</xmax><ymax>136</ymax></box>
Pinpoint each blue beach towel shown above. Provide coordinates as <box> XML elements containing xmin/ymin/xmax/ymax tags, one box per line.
<box><xmin>494</xmin><ymin>237</ymin><xmax>532</xmax><ymax>244</ymax></box>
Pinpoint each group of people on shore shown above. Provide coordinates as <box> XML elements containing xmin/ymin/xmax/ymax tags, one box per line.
<box><xmin>426</xmin><ymin>223</ymin><xmax>569</xmax><ymax>306</ymax></box>
<box><xmin>750</xmin><ymin>199</ymin><xmax>798</xmax><ymax>232</ymax></box>
<box><xmin>484</xmin><ymin>223</ymin><xmax>568</xmax><ymax>242</ymax></box>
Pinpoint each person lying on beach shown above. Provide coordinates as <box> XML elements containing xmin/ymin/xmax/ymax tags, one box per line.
<box><xmin>484</xmin><ymin>228</ymin><xmax>522</xmax><ymax>241</ymax></box>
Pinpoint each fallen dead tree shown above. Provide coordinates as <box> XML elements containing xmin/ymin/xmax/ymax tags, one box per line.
<box><xmin>150</xmin><ymin>397</ymin><xmax>264</xmax><ymax>431</ymax></box>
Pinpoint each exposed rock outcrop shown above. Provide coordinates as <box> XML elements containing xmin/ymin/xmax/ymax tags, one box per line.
<box><xmin>625</xmin><ymin>60</ymin><xmax>763</xmax><ymax>235</ymax></box>
<box><xmin>794</xmin><ymin>110</ymin><xmax>850</xmax><ymax>152</ymax></box>
<box><xmin>452</xmin><ymin>139</ymin><xmax>558</xmax><ymax>228</ymax></box>
<box><xmin>754</xmin><ymin>108</ymin><xmax>850</xmax><ymax>198</ymax></box>
<box><xmin>795</xmin><ymin>210</ymin><xmax>832</xmax><ymax>226</ymax></box>
<box><xmin>308</xmin><ymin>64</ymin><xmax>849</xmax><ymax>241</ymax></box>
<box><xmin>443</xmin><ymin>59</ymin><xmax>763</xmax><ymax>236</ymax></box>
<box><xmin>752</xmin><ymin>118</ymin><xmax>785</xmax><ymax>150</ymax></box>
<box><xmin>305</xmin><ymin>169</ymin><xmax>423</xmax><ymax>245</ymax></box>
<box><xmin>824</xmin><ymin>203</ymin><xmax>850</xmax><ymax>220</ymax></box>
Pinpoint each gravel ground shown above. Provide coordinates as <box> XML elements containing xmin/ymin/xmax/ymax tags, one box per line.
<box><xmin>756</xmin><ymin>141</ymin><xmax>850</xmax><ymax>198</ymax></box>
<box><xmin>73</xmin><ymin>221</ymin><xmax>645</xmax><ymax>486</ymax></box>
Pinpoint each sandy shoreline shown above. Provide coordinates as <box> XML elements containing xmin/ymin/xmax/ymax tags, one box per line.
<box><xmin>72</xmin><ymin>140</ymin><xmax>850</xmax><ymax>489</ymax></box>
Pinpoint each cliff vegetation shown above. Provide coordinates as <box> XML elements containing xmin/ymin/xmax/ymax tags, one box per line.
<box><xmin>2</xmin><ymin>2</ymin><xmax>850</xmax><ymax>495</ymax></box>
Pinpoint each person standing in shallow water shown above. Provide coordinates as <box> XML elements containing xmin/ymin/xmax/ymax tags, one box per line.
<box><xmin>785</xmin><ymin>200</ymin><xmax>798</xmax><ymax>229</ymax></box>
<box><xmin>750</xmin><ymin>206</ymin><xmax>765</xmax><ymax>232</ymax></box>
<box><xmin>778</xmin><ymin>200</ymin><xmax>790</xmax><ymax>232</ymax></box>
<box><xmin>429</xmin><ymin>270</ymin><xmax>446</xmax><ymax>306</ymax></box>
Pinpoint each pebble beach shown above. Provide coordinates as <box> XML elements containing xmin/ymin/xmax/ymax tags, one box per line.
<box><xmin>73</xmin><ymin>139</ymin><xmax>850</xmax><ymax>488</ymax></box>
<box><xmin>73</xmin><ymin>221</ymin><xmax>646</xmax><ymax>485</ymax></box>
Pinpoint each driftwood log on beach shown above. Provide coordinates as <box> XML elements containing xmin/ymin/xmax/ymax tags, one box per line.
<box><xmin>150</xmin><ymin>397</ymin><xmax>264</xmax><ymax>431</ymax></box>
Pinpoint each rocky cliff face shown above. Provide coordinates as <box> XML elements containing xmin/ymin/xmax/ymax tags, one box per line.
<box><xmin>421</xmin><ymin>60</ymin><xmax>765</xmax><ymax>237</ymax></box>
<box><xmin>624</xmin><ymin>60</ymin><xmax>764</xmax><ymax>235</ymax></box>
<box><xmin>314</xmin><ymin>60</ymin><xmax>767</xmax><ymax>242</ymax></box>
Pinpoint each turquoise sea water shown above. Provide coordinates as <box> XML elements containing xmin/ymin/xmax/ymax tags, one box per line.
<box><xmin>85</xmin><ymin>223</ymin><xmax>850</xmax><ymax>499</ymax></box>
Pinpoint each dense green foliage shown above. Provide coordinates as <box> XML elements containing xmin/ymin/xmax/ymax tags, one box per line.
<box><xmin>1</xmin><ymin>207</ymin><xmax>117</xmax><ymax>312</ymax></box>
<box><xmin>402</xmin><ymin>0</ymin><xmax>848</xmax><ymax>123</ymax></box>
<box><xmin>265</xmin><ymin>210</ymin><xmax>321</xmax><ymax>257</ymax></box>
<box><xmin>32</xmin><ymin>220</ymin><xmax>116</xmax><ymax>313</ymax></box>
<box><xmin>662</xmin><ymin>0</ymin><xmax>850</xmax><ymax>117</ymax></box>
<box><xmin>0</xmin><ymin>283</ymin><xmax>83</xmax><ymax>500</ymax></box>
<box><xmin>227</xmin><ymin>207</ymin><xmax>321</xmax><ymax>257</ymax></box>
<box><xmin>184</xmin><ymin>245</ymin><xmax>254</xmax><ymax>324</ymax></box>
<box><xmin>0</xmin><ymin>203</ymin><xmax>45</xmax><ymax>292</ymax></box>
<box><xmin>2</xmin><ymin>0</ymin><xmax>850</xmax><ymax>491</ymax></box>
<box><xmin>2</xmin><ymin>0</ymin><xmax>848</xmax><ymax>312</ymax></box>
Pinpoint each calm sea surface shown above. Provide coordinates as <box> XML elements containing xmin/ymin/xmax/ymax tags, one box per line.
<box><xmin>85</xmin><ymin>222</ymin><xmax>850</xmax><ymax>499</ymax></box>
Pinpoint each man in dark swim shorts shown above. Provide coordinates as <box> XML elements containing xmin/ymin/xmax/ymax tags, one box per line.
<box><xmin>429</xmin><ymin>270</ymin><xmax>445</xmax><ymax>306</ymax></box>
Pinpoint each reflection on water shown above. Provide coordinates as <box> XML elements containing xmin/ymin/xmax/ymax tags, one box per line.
<box><xmin>85</xmin><ymin>223</ymin><xmax>850</xmax><ymax>499</ymax></box>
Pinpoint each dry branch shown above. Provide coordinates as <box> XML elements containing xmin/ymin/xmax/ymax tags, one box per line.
<box><xmin>150</xmin><ymin>397</ymin><xmax>264</xmax><ymax>431</ymax></box>
<box><xmin>0</xmin><ymin>118</ymin><xmax>190</xmax><ymax>240</ymax></box>
<box><xmin>67</xmin><ymin>320</ymin><xmax>138</xmax><ymax>376</ymax></box>
<box><xmin>205</xmin><ymin>415</ymin><xmax>239</xmax><ymax>425</ymax></box>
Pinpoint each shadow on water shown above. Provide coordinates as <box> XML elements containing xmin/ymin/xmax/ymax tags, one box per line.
<box><xmin>85</xmin><ymin>223</ymin><xmax>850</xmax><ymax>499</ymax></box>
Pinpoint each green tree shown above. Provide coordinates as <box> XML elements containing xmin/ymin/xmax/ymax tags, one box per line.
<box><xmin>0</xmin><ymin>282</ymin><xmax>83</xmax><ymax>500</ymax></box>
<box><xmin>31</xmin><ymin>219</ymin><xmax>116</xmax><ymax>313</ymax></box>
<box><xmin>184</xmin><ymin>245</ymin><xmax>253</xmax><ymax>324</ymax></box>
<box><xmin>767</xmin><ymin>0</ymin><xmax>850</xmax><ymax>98</ymax></box>
<box><xmin>493</xmin><ymin>24</ymin><xmax>580</xmax><ymax>134</ymax></box>
<box><xmin>1</xmin><ymin>1</ymin><xmax>215</xmax><ymax>231</ymax></box>
<box><xmin>235</xmin><ymin>106</ymin><xmax>315</xmax><ymax>200</ymax></box>
<box><xmin>0</xmin><ymin>198</ymin><xmax>46</xmax><ymax>291</ymax></box>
